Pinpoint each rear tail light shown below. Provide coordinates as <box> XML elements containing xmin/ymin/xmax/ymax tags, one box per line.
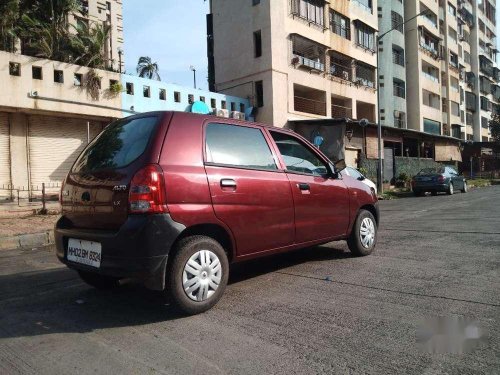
<box><xmin>129</xmin><ymin>164</ymin><xmax>168</xmax><ymax>214</ymax></box>
<box><xmin>437</xmin><ymin>175</ymin><xmax>445</xmax><ymax>183</ymax></box>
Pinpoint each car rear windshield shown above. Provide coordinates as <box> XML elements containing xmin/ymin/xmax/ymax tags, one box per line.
<box><xmin>418</xmin><ymin>167</ymin><xmax>444</xmax><ymax>175</ymax></box>
<box><xmin>72</xmin><ymin>116</ymin><xmax>159</xmax><ymax>173</ymax></box>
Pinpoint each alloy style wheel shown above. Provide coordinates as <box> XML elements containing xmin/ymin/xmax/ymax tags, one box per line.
<box><xmin>359</xmin><ymin>217</ymin><xmax>375</xmax><ymax>248</ymax></box>
<box><xmin>182</xmin><ymin>250</ymin><xmax>222</xmax><ymax>302</ymax></box>
<box><xmin>449</xmin><ymin>183</ymin><xmax>454</xmax><ymax>195</ymax></box>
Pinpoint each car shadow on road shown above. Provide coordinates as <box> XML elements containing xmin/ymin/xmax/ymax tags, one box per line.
<box><xmin>0</xmin><ymin>243</ymin><xmax>350</xmax><ymax>339</ymax></box>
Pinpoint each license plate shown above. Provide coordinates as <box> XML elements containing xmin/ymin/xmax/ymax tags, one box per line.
<box><xmin>421</xmin><ymin>177</ymin><xmax>431</xmax><ymax>181</ymax></box>
<box><xmin>67</xmin><ymin>239</ymin><xmax>102</xmax><ymax>268</ymax></box>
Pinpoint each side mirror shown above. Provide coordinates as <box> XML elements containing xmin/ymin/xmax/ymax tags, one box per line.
<box><xmin>334</xmin><ymin>159</ymin><xmax>347</xmax><ymax>172</ymax></box>
<box><xmin>357</xmin><ymin>175</ymin><xmax>365</xmax><ymax>181</ymax></box>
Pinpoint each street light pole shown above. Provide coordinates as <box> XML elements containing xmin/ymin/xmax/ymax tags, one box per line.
<box><xmin>190</xmin><ymin>65</ymin><xmax>197</xmax><ymax>89</ymax></box>
<box><xmin>375</xmin><ymin>9</ymin><xmax>431</xmax><ymax>194</ymax></box>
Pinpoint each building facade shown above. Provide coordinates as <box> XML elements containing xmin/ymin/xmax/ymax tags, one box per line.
<box><xmin>378</xmin><ymin>0</ymin><xmax>498</xmax><ymax>142</ymax></box>
<box><xmin>209</xmin><ymin>0</ymin><xmax>379</xmax><ymax>128</ymax></box>
<box><xmin>0</xmin><ymin>51</ymin><xmax>249</xmax><ymax>198</ymax></box>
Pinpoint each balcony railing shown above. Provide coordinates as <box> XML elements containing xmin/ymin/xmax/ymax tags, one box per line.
<box><xmin>330</xmin><ymin>63</ymin><xmax>352</xmax><ymax>82</ymax></box>
<box><xmin>292</xmin><ymin>54</ymin><xmax>325</xmax><ymax>72</ymax></box>
<box><xmin>352</xmin><ymin>0</ymin><xmax>372</xmax><ymax>14</ymax></box>
<box><xmin>393</xmin><ymin>85</ymin><xmax>405</xmax><ymax>98</ymax></box>
<box><xmin>392</xmin><ymin>52</ymin><xmax>404</xmax><ymax>66</ymax></box>
<box><xmin>394</xmin><ymin>117</ymin><xmax>406</xmax><ymax>128</ymax></box>
<box><xmin>422</xmin><ymin>71</ymin><xmax>439</xmax><ymax>83</ymax></box>
<box><xmin>331</xmin><ymin>104</ymin><xmax>352</xmax><ymax>118</ymax></box>
<box><xmin>294</xmin><ymin>96</ymin><xmax>327</xmax><ymax>116</ymax></box>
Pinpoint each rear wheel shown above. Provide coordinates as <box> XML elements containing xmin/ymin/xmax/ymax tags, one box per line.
<box><xmin>413</xmin><ymin>190</ymin><xmax>422</xmax><ymax>197</ymax></box>
<box><xmin>462</xmin><ymin>181</ymin><xmax>468</xmax><ymax>193</ymax></box>
<box><xmin>167</xmin><ymin>235</ymin><xmax>229</xmax><ymax>315</ymax></box>
<box><xmin>78</xmin><ymin>270</ymin><xmax>120</xmax><ymax>290</ymax></box>
<box><xmin>347</xmin><ymin>210</ymin><xmax>377</xmax><ymax>256</ymax></box>
<box><xmin>431</xmin><ymin>191</ymin><xmax>438</xmax><ymax>196</ymax></box>
<box><xmin>447</xmin><ymin>182</ymin><xmax>454</xmax><ymax>195</ymax></box>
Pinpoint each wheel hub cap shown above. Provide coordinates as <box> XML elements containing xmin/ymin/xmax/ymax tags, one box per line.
<box><xmin>182</xmin><ymin>250</ymin><xmax>222</xmax><ymax>302</ymax></box>
<box><xmin>360</xmin><ymin>217</ymin><xmax>375</xmax><ymax>248</ymax></box>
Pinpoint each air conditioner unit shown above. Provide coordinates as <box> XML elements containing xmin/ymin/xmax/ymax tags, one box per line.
<box><xmin>29</xmin><ymin>90</ymin><xmax>39</xmax><ymax>98</ymax></box>
<box><xmin>231</xmin><ymin>111</ymin><xmax>245</xmax><ymax>120</ymax></box>
<box><xmin>216</xmin><ymin>109</ymin><xmax>229</xmax><ymax>118</ymax></box>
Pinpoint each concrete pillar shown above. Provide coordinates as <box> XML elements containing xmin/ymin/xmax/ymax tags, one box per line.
<box><xmin>9</xmin><ymin>113</ymin><xmax>30</xmax><ymax>195</ymax></box>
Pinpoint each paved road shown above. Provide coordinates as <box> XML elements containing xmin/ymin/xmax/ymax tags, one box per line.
<box><xmin>0</xmin><ymin>186</ymin><xmax>499</xmax><ymax>374</ymax></box>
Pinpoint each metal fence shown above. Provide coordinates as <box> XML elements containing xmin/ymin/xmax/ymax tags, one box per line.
<box><xmin>0</xmin><ymin>183</ymin><xmax>61</xmax><ymax>208</ymax></box>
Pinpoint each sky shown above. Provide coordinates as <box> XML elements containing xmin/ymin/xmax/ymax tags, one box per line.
<box><xmin>123</xmin><ymin>0</ymin><xmax>210</xmax><ymax>90</ymax></box>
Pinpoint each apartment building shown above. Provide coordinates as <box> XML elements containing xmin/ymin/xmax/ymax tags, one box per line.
<box><xmin>69</xmin><ymin>0</ymin><xmax>125</xmax><ymax>72</ymax></box>
<box><xmin>379</xmin><ymin>0</ymin><xmax>498</xmax><ymax>142</ymax></box>
<box><xmin>209</xmin><ymin>0</ymin><xmax>379</xmax><ymax>129</ymax></box>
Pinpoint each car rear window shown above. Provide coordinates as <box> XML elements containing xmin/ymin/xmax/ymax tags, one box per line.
<box><xmin>72</xmin><ymin>116</ymin><xmax>159</xmax><ymax>173</ymax></box>
<box><xmin>418</xmin><ymin>167</ymin><xmax>444</xmax><ymax>175</ymax></box>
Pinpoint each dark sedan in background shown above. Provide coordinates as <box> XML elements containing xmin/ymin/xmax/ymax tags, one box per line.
<box><xmin>411</xmin><ymin>166</ymin><xmax>467</xmax><ymax>196</ymax></box>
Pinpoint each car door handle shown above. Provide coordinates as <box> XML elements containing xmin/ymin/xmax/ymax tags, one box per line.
<box><xmin>297</xmin><ymin>183</ymin><xmax>310</xmax><ymax>191</ymax></box>
<box><xmin>220</xmin><ymin>179</ymin><xmax>237</xmax><ymax>188</ymax></box>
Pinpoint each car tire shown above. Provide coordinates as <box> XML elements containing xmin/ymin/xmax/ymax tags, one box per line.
<box><xmin>462</xmin><ymin>181</ymin><xmax>468</xmax><ymax>193</ymax></box>
<box><xmin>413</xmin><ymin>190</ymin><xmax>422</xmax><ymax>197</ymax></box>
<box><xmin>447</xmin><ymin>183</ymin><xmax>454</xmax><ymax>195</ymax></box>
<box><xmin>78</xmin><ymin>270</ymin><xmax>120</xmax><ymax>290</ymax></box>
<box><xmin>347</xmin><ymin>209</ymin><xmax>377</xmax><ymax>256</ymax></box>
<box><xmin>431</xmin><ymin>191</ymin><xmax>437</xmax><ymax>196</ymax></box>
<box><xmin>167</xmin><ymin>235</ymin><xmax>229</xmax><ymax>315</ymax></box>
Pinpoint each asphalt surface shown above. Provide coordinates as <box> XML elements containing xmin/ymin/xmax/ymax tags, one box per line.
<box><xmin>0</xmin><ymin>186</ymin><xmax>499</xmax><ymax>374</ymax></box>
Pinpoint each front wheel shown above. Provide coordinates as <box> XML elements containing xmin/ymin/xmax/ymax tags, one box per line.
<box><xmin>462</xmin><ymin>181</ymin><xmax>468</xmax><ymax>193</ymax></box>
<box><xmin>347</xmin><ymin>210</ymin><xmax>377</xmax><ymax>256</ymax></box>
<box><xmin>167</xmin><ymin>235</ymin><xmax>229</xmax><ymax>315</ymax></box>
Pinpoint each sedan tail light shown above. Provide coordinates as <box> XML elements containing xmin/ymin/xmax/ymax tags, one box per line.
<box><xmin>129</xmin><ymin>164</ymin><xmax>168</xmax><ymax>214</ymax></box>
<box><xmin>437</xmin><ymin>175</ymin><xmax>446</xmax><ymax>183</ymax></box>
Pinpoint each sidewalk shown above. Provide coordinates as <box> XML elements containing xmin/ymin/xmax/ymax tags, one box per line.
<box><xmin>0</xmin><ymin>203</ymin><xmax>60</xmax><ymax>250</ymax></box>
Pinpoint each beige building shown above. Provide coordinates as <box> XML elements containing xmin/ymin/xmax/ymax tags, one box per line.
<box><xmin>399</xmin><ymin>0</ymin><xmax>498</xmax><ymax>142</ymax></box>
<box><xmin>69</xmin><ymin>0</ymin><xmax>125</xmax><ymax>72</ymax></box>
<box><xmin>209</xmin><ymin>0</ymin><xmax>379</xmax><ymax>129</ymax></box>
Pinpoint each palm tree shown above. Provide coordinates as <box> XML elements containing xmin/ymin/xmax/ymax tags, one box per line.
<box><xmin>136</xmin><ymin>56</ymin><xmax>161</xmax><ymax>81</ymax></box>
<box><xmin>0</xmin><ymin>0</ymin><xmax>19</xmax><ymax>52</ymax></box>
<box><xmin>71</xmin><ymin>21</ymin><xmax>111</xmax><ymax>69</ymax></box>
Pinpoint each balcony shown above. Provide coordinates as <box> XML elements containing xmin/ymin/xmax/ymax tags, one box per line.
<box><xmin>291</xmin><ymin>34</ymin><xmax>326</xmax><ymax>73</ymax></box>
<box><xmin>290</xmin><ymin>0</ymin><xmax>327</xmax><ymax>30</ymax></box>
<box><xmin>355</xmin><ymin>62</ymin><xmax>375</xmax><ymax>89</ymax></box>
<box><xmin>329</xmin><ymin>51</ymin><xmax>353</xmax><ymax>83</ymax></box>
<box><xmin>294</xmin><ymin>84</ymin><xmax>327</xmax><ymax>116</ymax></box>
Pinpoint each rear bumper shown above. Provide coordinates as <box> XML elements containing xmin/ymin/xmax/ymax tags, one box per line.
<box><xmin>413</xmin><ymin>183</ymin><xmax>448</xmax><ymax>192</ymax></box>
<box><xmin>55</xmin><ymin>214</ymin><xmax>185</xmax><ymax>289</ymax></box>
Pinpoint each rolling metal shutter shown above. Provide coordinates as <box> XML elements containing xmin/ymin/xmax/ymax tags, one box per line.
<box><xmin>28</xmin><ymin>115</ymin><xmax>102</xmax><ymax>187</ymax></box>
<box><xmin>0</xmin><ymin>113</ymin><xmax>11</xmax><ymax>190</ymax></box>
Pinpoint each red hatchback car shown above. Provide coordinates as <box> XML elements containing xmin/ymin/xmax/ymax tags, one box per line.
<box><xmin>55</xmin><ymin>111</ymin><xmax>379</xmax><ymax>314</ymax></box>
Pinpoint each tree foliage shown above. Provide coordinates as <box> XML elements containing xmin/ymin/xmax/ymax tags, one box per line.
<box><xmin>0</xmin><ymin>0</ymin><xmax>20</xmax><ymax>52</ymax></box>
<box><xmin>136</xmin><ymin>56</ymin><xmax>161</xmax><ymax>81</ymax></box>
<box><xmin>489</xmin><ymin>113</ymin><xmax>500</xmax><ymax>142</ymax></box>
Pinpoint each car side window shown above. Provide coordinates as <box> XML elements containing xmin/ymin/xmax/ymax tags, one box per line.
<box><xmin>270</xmin><ymin>131</ymin><xmax>328</xmax><ymax>176</ymax></box>
<box><xmin>348</xmin><ymin>167</ymin><xmax>362</xmax><ymax>179</ymax></box>
<box><xmin>205</xmin><ymin>123</ymin><xmax>277</xmax><ymax>170</ymax></box>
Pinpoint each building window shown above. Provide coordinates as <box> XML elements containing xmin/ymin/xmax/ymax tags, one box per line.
<box><xmin>391</xmin><ymin>11</ymin><xmax>403</xmax><ymax>33</ymax></box>
<box><xmin>291</xmin><ymin>34</ymin><xmax>326</xmax><ymax>71</ymax></box>
<box><xmin>200</xmin><ymin>96</ymin><xmax>205</xmax><ymax>102</ymax></box>
<box><xmin>481</xmin><ymin>116</ymin><xmax>489</xmax><ymax>129</ymax></box>
<box><xmin>32</xmin><ymin>66</ymin><xmax>42</xmax><ymax>80</ymax></box>
<box><xmin>352</xmin><ymin>0</ymin><xmax>372</xmax><ymax>13</ymax></box>
<box><xmin>448</xmin><ymin>2</ymin><xmax>456</xmax><ymax>17</ymax></box>
<box><xmin>355</xmin><ymin>62</ymin><xmax>375</xmax><ymax>88</ymax></box>
<box><xmin>290</xmin><ymin>0</ymin><xmax>325</xmax><ymax>27</ymax></box>
<box><xmin>421</xmin><ymin>61</ymin><xmax>439</xmax><ymax>82</ymax></box>
<box><xmin>9</xmin><ymin>62</ymin><xmax>21</xmax><ymax>76</ymax></box>
<box><xmin>159</xmin><ymin>88</ymin><xmax>166</xmax><ymax>100</ymax></box>
<box><xmin>354</xmin><ymin>21</ymin><xmax>375</xmax><ymax>51</ymax></box>
<box><xmin>422</xmin><ymin>89</ymin><xmax>440</xmax><ymax>109</ymax></box>
<box><xmin>330</xmin><ymin>10</ymin><xmax>350</xmax><ymax>40</ymax></box>
<box><xmin>240</xmin><ymin>103</ymin><xmax>245</xmax><ymax>112</ymax></box>
<box><xmin>465</xmin><ymin>92</ymin><xmax>477</xmax><ymax>112</ymax></box>
<box><xmin>174</xmin><ymin>91</ymin><xmax>181</xmax><ymax>102</ymax></box>
<box><xmin>188</xmin><ymin>94</ymin><xmax>194</xmax><ymax>104</ymax></box>
<box><xmin>143</xmin><ymin>86</ymin><xmax>150</xmax><ymax>98</ymax></box>
<box><xmin>448</xmin><ymin>27</ymin><xmax>457</xmax><ymax>43</ymax></box>
<box><xmin>450</xmin><ymin>101</ymin><xmax>460</xmax><ymax>116</ymax></box>
<box><xmin>464</xmin><ymin>51</ymin><xmax>471</xmax><ymax>64</ymax></box>
<box><xmin>52</xmin><ymin>70</ymin><xmax>63</xmax><ymax>83</ymax></box>
<box><xmin>126</xmin><ymin>82</ymin><xmax>134</xmax><ymax>95</ymax></box>
<box><xmin>231</xmin><ymin>102</ymin><xmax>236</xmax><ymax>111</ymax></box>
<box><xmin>255</xmin><ymin>80</ymin><xmax>264</xmax><ymax>107</ymax></box>
<box><xmin>423</xmin><ymin>118</ymin><xmax>441</xmax><ymax>135</ymax></box>
<box><xmin>394</xmin><ymin>111</ymin><xmax>405</xmax><ymax>128</ymax></box>
<box><xmin>481</xmin><ymin>96</ymin><xmax>492</xmax><ymax>111</ymax></box>
<box><xmin>450</xmin><ymin>76</ymin><xmax>459</xmax><ymax>92</ymax></box>
<box><xmin>330</xmin><ymin>51</ymin><xmax>353</xmax><ymax>81</ymax></box>
<box><xmin>221</xmin><ymin>100</ymin><xmax>227</xmax><ymax>109</ymax></box>
<box><xmin>253</xmin><ymin>30</ymin><xmax>262</xmax><ymax>58</ymax></box>
<box><xmin>393</xmin><ymin>79</ymin><xmax>405</xmax><ymax>98</ymax></box>
<box><xmin>252</xmin><ymin>0</ymin><xmax>260</xmax><ymax>5</ymax></box>
<box><xmin>210</xmin><ymin>98</ymin><xmax>216</xmax><ymax>108</ymax></box>
<box><xmin>449</xmin><ymin>51</ymin><xmax>458</xmax><ymax>68</ymax></box>
<box><xmin>392</xmin><ymin>46</ymin><xmax>404</xmax><ymax>66</ymax></box>
<box><xmin>73</xmin><ymin>73</ymin><xmax>83</xmax><ymax>86</ymax></box>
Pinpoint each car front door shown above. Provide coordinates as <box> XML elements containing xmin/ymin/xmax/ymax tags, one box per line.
<box><xmin>204</xmin><ymin>122</ymin><xmax>295</xmax><ymax>257</ymax></box>
<box><xmin>448</xmin><ymin>167</ymin><xmax>464</xmax><ymax>189</ymax></box>
<box><xmin>268</xmin><ymin>130</ymin><xmax>350</xmax><ymax>244</ymax></box>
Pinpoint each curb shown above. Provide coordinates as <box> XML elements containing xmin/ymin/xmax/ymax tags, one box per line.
<box><xmin>0</xmin><ymin>230</ymin><xmax>54</xmax><ymax>250</ymax></box>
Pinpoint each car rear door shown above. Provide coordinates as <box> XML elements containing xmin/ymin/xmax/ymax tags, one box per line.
<box><xmin>267</xmin><ymin>130</ymin><xmax>350</xmax><ymax>244</ymax></box>
<box><xmin>203</xmin><ymin>122</ymin><xmax>295</xmax><ymax>257</ymax></box>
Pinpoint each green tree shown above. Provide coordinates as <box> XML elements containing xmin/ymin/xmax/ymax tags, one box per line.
<box><xmin>0</xmin><ymin>0</ymin><xmax>20</xmax><ymax>52</ymax></box>
<box><xmin>136</xmin><ymin>56</ymin><xmax>161</xmax><ymax>80</ymax></box>
<box><xmin>71</xmin><ymin>21</ymin><xmax>111</xmax><ymax>69</ymax></box>
<box><xmin>489</xmin><ymin>113</ymin><xmax>500</xmax><ymax>142</ymax></box>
